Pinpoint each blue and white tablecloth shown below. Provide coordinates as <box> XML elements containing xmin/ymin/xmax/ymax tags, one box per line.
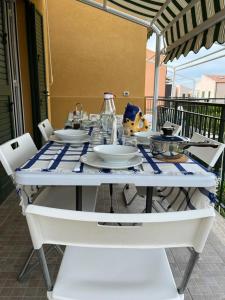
<box><xmin>15</xmin><ymin>128</ymin><xmax>219</xmax><ymax>211</ymax></box>
<box><xmin>16</xmin><ymin>133</ymin><xmax>214</xmax><ymax>178</ymax></box>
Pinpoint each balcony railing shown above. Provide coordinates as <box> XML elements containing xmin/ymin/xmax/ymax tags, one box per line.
<box><xmin>145</xmin><ymin>97</ymin><xmax>225</xmax><ymax>215</ymax></box>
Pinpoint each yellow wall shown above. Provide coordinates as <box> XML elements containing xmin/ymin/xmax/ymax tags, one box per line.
<box><xmin>47</xmin><ymin>0</ymin><xmax>147</xmax><ymax>128</ymax></box>
<box><xmin>31</xmin><ymin>0</ymin><xmax>44</xmax><ymax>13</ymax></box>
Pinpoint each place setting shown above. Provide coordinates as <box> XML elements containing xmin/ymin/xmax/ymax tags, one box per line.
<box><xmin>49</xmin><ymin>129</ymin><xmax>90</xmax><ymax>145</ymax></box>
<box><xmin>80</xmin><ymin>144</ymin><xmax>143</xmax><ymax>170</ymax></box>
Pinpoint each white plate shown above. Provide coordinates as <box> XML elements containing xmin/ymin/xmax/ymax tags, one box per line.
<box><xmin>80</xmin><ymin>152</ymin><xmax>143</xmax><ymax>169</ymax></box>
<box><xmin>49</xmin><ymin>135</ymin><xmax>90</xmax><ymax>145</ymax></box>
<box><xmin>93</xmin><ymin>145</ymin><xmax>139</xmax><ymax>163</ymax></box>
<box><xmin>54</xmin><ymin>129</ymin><xmax>88</xmax><ymax>141</ymax></box>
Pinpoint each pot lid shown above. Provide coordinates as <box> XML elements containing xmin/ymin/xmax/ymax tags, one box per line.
<box><xmin>151</xmin><ymin>135</ymin><xmax>186</xmax><ymax>142</ymax></box>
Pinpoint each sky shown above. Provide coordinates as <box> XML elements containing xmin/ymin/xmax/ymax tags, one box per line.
<box><xmin>147</xmin><ymin>33</ymin><xmax>225</xmax><ymax>89</ymax></box>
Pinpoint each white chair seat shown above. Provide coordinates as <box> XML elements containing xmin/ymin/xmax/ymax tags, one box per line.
<box><xmin>34</xmin><ymin>186</ymin><xmax>97</xmax><ymax>211</ymax></box>
<box><xmin>49</xmin><ymin>246</ymin><xmax>183</xmax><ymax>300</ymax></box>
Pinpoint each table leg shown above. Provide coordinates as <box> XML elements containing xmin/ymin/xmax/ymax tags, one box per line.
<box><xmin>76</xmin><ymin>186</ymin><xmax>82</xmax><ymax>211</ymax></box>
<box><xmin>109</xmin><ymin>184</ymin><xmax>113</xmax><ymax>213</ymax></box>
<box><xmin>146</xmin><ymin>187</ymin><xmax>153</xmax><ymax>213</ymax></box>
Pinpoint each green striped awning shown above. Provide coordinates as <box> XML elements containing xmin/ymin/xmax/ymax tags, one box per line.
<box><xmin>77</xmin><ymin>0</ymin><xmax>225</xmax><ymax>62</ymax></box>
<box><xmin>162</xmin><ymin>0</ymin><xmax>225</xmax><ymax>62</ymax></box>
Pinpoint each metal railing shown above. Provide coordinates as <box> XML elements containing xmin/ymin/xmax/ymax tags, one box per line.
<box><xmin>145</xmin><ymin>97</ymin><xmax>225</xmax><ymax>214</ymax></box>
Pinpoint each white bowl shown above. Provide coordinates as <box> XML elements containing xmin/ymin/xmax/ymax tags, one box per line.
<box><xmin>54</xmin><ymin>129</ymin><xmax>88</xmax><ymax>141</ymax></box>
<box><xmin>134</xmin><ymin>131</ymin><xmax>159</xmax><ymax>144</ymax></box>
<box><xmin>93</xmin><ymin>145</ymin><xmax>139</xmax><ymax>163</ymax></box>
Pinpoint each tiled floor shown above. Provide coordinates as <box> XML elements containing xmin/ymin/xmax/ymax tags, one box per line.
<box><xmin>0</xmin><ymin>187</ymin><xmax>225</xmax><ymax>300</ymax></box>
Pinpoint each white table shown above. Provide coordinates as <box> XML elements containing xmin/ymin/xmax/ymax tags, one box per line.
<box><xmin>15</xmin><ymin>134</ymin><xmax>217</xmax><ymax>212</ymax></box>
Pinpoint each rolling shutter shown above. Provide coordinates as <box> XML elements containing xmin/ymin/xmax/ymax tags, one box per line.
<box><xmin>26</xmin><ymin>2</ymin><xmax>48</xmax><ymax>148</ymax></box>
<box><xmin>0</xmin><ymin>0</ymin><xmax>14</xmax><ymax>203</ymax></box>
<box><xmin>35</xmin><ymin>10</ymin><xmax>48</xmax><ymax>122</ymax></box>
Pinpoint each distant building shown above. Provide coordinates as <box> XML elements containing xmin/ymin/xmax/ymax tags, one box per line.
<box><xmin>175</xmin><ymin>84</ymin><xmax>193</xmax><ymax>98</ymax></box>
<box><xmin>165</xmin><ymin>83</ymin><xmax>172</xmax><ymax>98</ymax></box>
<box><xmin>195</xmin><ymin>75</ymin><xmax>225</xmax><ymax>102</ymax></box>
<box><xmin>145</xmin><ymin>50</ymin><xmax>167</xmax><ymax>97</ymax></box>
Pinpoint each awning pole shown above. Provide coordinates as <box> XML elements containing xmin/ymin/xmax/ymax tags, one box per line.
<box><xmin>172</xmin><ymin>67</ymin><xmax>176</xmax><ymax>97</ymax></box>
<box><xmin>152</xmin><ymin>34</ymin><xmax>161</xmax><ymax>131</ymax></box>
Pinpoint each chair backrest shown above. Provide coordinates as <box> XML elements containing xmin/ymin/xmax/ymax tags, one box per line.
<box><xmin>38</xmin><ymin>119</ymin><xmax>54</xmax><ymax>142</ymax></box>
<box><xmin>163</xmin><ymin>121</ymin><xmax>182</xmax><ymax>135</ymax></box>
<box><xmin>188</xmin><ymin>132</ymin><xmax>225</xmax><ymax>168</ymax></box>
<box><xmin>26</xmin><ymin>205</ymin><xmax>214</xmax><ymax>254</ymax></box>
<box><xmin>0</xmin><ymin>133</ymin><xmax>37</xmax><ymax>177</ymax></box>
<box><xmin>68</xmin><ymin>112</ymin><xmax>73</xmax><ymax>122</ymax></box>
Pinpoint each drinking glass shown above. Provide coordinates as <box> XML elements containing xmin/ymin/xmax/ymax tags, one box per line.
<box><xmin>117</xmin><ymin>125</ymin><xmax>137</xmax><ymax>147</ymax></box>
<box><xmin>90</xmin><ymin>129</ymin><xmax>104</xmax><ymax>145</ymax></box>
<box><xmin>73</xmin><ymin>116</ymin><xmax>81</xmax><ymax>129</ymax></box>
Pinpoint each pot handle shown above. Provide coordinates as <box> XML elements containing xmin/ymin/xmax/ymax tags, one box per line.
<box><xmin>182</xmin><ymin>142</ymin><xmax>219</xmax><ymax>150</ymax></box>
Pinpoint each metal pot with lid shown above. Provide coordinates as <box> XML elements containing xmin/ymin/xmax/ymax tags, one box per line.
<box><xmin>150</xmin><ymin>132</ymin><xmax>218</xmax><ymax>159</ymax></box>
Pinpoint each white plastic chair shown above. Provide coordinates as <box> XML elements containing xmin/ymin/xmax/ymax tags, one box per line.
<box><xmin>188</xmin><ymin>132</ymin><xmax>225</xmax><ymax>169</ymax></box>
<box><xmin>157</xmin><ymin>132</ymin><xmax>225</xmax><ymax>212</ymax></box>
<box><xmin>0</xmin><ymin>133</ymin><xmax>97</xmax><ymax>280</ymax></box>
<box><xmin>0</xmin><ymin>133</ymin><xmax>76</xmax><ymax>210</ymax></box>
<box><xmin>132</xmin><ymin>132</ymin><xmax>224</xmax><ymax>213</ymax></box>
<box><xmin>163</xmin><ymin>121</ymin><xmax>182</xmax><ymax>135</ymax></box>
<box><xmin>38</xmin><ymin>119</ymin><xmax>54</xmax><ymax>142</ymax></box>
<box><xmin>25</xmin><ymin>201</ymin><xmax>215</xmax><ymax>300</ymax></box>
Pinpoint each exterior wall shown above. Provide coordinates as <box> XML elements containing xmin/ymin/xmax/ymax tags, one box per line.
<box><xmin>195</xmin><ymin>75</ymin><xmax>216</xmax><ymax>98</ymax></box>
<box><xmin>215</xmin><ymin>83</ymin><xmax>225</xmax><ymax>100</ymax></box>
<box><xmin>47</xmin><ymin>0</ymin><xmax>147</xmax><ymax>128</ymax></box>
<box><xmin>145</xmin><ymin>50</ymin><xmax>166</xmax><ymax>97</ymax></box>
<box><xmin>175</xmin><ymin>85</ymin><xmax>192</xmax><ymax>97</ymax></box>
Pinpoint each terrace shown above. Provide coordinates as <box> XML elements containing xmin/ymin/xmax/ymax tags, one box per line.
<box><xmin>0</xmin><ymin>187</ymin><xmax>225</xmax><ymax>300</ymax></box>
<box><xmin>0</xmin><ymin>0</ymin><xmax>225</xmax><ymax>300</ymax></box>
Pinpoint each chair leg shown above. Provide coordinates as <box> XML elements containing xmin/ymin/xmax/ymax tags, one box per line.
<box><xmin>178</xmin><ymin>250</ymin><xmax>199</xmax><ymax>294</ymax></box>
<box><xmin>37</xmin><ymin>247</ymin><xmax>53</xmax><ymax>291</ymax></box>
<box><xmin>122</xmin><ymin>184</ymin><xmax>139</xmax><ymax>206</ymax></box>
<box><xmin>17</xmin><ymin>248</ymin><xmax>36</xmax><ymax>281</ymax></box>
<box><xmin>17</xmin><ymin>246</ymin><xmax>57</xmax><ymax>282</ymax></box>
<box><xmin>54</xmin><ymin>245</ymin><xmax>64</xmax><ymax>256</ymax></box>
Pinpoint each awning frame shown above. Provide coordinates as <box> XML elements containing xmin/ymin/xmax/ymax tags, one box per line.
<box><xmin>77</xmin><ymin>0</ymin><xmax>160</xmax><ymax>33</ymax></box>
<box><xmin>75</xmin><ymin>0</ymin><xmax>225</xmax><ymax>131</ymax></box>
<box><xmin>76</xmin><ymin>0</ymin><xmax>162</xmax><ymax>131</ymax></box>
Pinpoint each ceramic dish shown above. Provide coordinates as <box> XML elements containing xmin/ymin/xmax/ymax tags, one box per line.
<box><xmin>49</xmin><ymin>135</ymin><xmax>90</xmax><ymax>145</ymax></box>
<box><xmin>93</xmin><ymin>145</ymin><xmax>139</xmax><ymax>163</ymax></box>
<box><xmin>54</xmin><ymin>129</ymin><xmax>88</xmax><ymax>141</ymax></box>
<box><xmin>80</xmin><ymin>152</ymin><xmax>142</xmax><ymax>169</ymax></box>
